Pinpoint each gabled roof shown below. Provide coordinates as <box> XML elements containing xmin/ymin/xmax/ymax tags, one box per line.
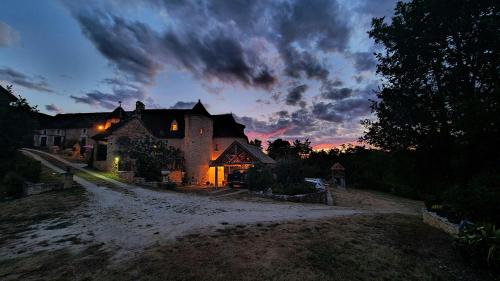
<box><xmin>191</xmin><ymin>100</ymin><xmax>210</xmax><ymax>116</ymax></box>
<box><xmin>140</xmin><ymin>109</ymin><xmax>189</xmax><ymax>138</ymax></box>
<box><xmin>47</xmin><ymin>112</ymin><xmax>110</xmax><ymax>129</ymax></box>
<box><xmin>210</xmin><ymin>139</ymin><xmax>276</xmax><ymax>166</ymax></box>
<box><xmin>212</xmin><ymin>114</ymin><xmax>247</xmax><ymax>139</ymax></box>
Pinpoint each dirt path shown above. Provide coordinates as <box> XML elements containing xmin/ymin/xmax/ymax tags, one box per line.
<box><xmin>4</xmin><ymin>150</ymin><xmax>370</xmax><ymax>261</ymax></box>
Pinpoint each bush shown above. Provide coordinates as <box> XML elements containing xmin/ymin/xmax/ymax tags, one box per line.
<box><xmin>247</xmin><ymin>164</ymin><xmax>274</xmax><ymax>191</ymax></box>
<box><xmin>0</xmin><ymin>171</ymin><xmax>25</xmax><ymax>198</ymax></box>
<box><xmin>455</xmin><ymin>224</ymin><xmax>500</xmax><ymax>274</ymax></box>
<box><xmin>14</xmin><ymin>154</ymin><xmax>41</xmax><ymax>182</ymax></box>
<box><xmin>271</xmin><ymin>181</ymin><xmax>317</xmax><ymax>196</ymax></box>
<box><xmin>444</xmin><ymin>176</ymin><xmax>500</xmax><ymax>225</ymax></box>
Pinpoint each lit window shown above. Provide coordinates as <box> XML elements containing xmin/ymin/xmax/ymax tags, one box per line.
<box><xmin>199</xmin><ymin>128</ymin><xmax>203</xmax><ymax>135</ymax></box>
<box><xmin>170</xmin><ymin>120</ymin><xmax>178</xmax><ymax>131</ymax></box>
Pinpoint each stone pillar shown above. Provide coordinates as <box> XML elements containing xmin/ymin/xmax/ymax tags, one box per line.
<box><xmin>64</xmin><ymin>166</ymin><xmax>73</xmax><ymax>189</ymax></box>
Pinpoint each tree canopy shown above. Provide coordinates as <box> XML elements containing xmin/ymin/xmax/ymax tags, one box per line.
<box><xmin>362</xmin><ymin>0</ymin><xmax>499</xmax><ymax>187</ymax></box>
<box><xmin>363</xmin><ymin>0</ymin><xmax>499</xmax><ymax>155</ymax></box>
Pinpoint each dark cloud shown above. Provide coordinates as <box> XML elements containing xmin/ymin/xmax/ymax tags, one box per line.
<box><xmin>0</xmin><ymin>21</ymin><xmax>19</xmax><ymax>47</ymax></box>
<box><xmin>355</xmin><ymin>0</ymin><xmax>399</xmax><ymax>18</ymax></box>
<box><xmin>71</xmin><ymin>84</ymin><xmax>145</xmax><ymax>109</ymax></box>
<box><xmin>286</xmin><ymin>84</ymin><xmax>308</xmax><ymax>106</ymax></box>
<box><xmin>162</xmin><ymin>31</ymin><xmax>276</xmax><ymax>89</ymax></box>
<box><xmin>282</xmin><ymin>47</ymin><xmax>329</xmax><ymax>81</ymax></box>
<box><xmin>332</xmin><ymin>98</ymin><xmax>371</xmax><ymax>114</ymax></box>
<box><xmin>321</xmin><ymin>87</ymin><xmax>352</xmax><ymax>100</ymax></box>
<box><xmin>170</xmin><ymin>101</ymin><xmax>196</xmax><ymax>109</ymax></box>
<box><xmin>274</xmin><ymin>0</ymin><xmax>350</xmax><ymax>52</ymax></box>
<box><xmin>75</xmin><ymin>11</ymin><xmax>160</xmax><ymax>84</ymax></box>
<box><xmin>312</xmin><ymin>102</ymin><xmax>344</xmax><ymax>123</ymax></box>
<box><xmin>0</xmin><ymin>67</ymin><xmax>53</xmax><ymax>93</ymax></box>
<box><xmin>45</xmin><ymin>104</ymin><xmax>62</xmax><ymax>113</ymax></box>
<box><xmin>350</xmin><ymin>52</ymin><xmax>377</xmax><ymax>72</ymax></box>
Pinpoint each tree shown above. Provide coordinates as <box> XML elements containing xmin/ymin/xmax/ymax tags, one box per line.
<box><xmin>116</xmin><ymin>136</ymin><xmax>184</xmax><ymax>181</ymax></box>
<box><xmin>0</xmin><ymin>87</ymin><xmax>38</xmax><ymax>160</ymax></box>
<box><xmin>291</xmin><ymin>139</ymin><xmax>312</xmax><ymax>158</ymax></box>
<box><xmin>266</xmin><ymin>139</ymin><xmax>292</xmax><ymax>160</ymax></box>
<box><xmin>249</xmin><ymin>138</ymin><xmax>263</xmax><ymax>149</ymax></box>
<box><xmin>363</xmin><ymin>0</ymin><xmax>499</xmax><ymax>182</ymax></box>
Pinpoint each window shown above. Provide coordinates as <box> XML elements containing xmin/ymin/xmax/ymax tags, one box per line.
<box><xmin>170</xmin><ymin>120</ymin><xmax>178</xmax><ymax>131</ymax></box>
<box><xmin>56</xmin><ymin>129</ymin><xmax>60</xmax><ymax>134</ymax></box>
<box><xmin>82</xmin><ymin>128</ymin><xmax>87</xmax><ymax>134</ymax></box>
<box><xmin>43</xmin><ymin>130</ymin><xmax>47</xmax><ymax>135</ymax></box>
<box><xmin>199</xmin><ymin>128</ymin><xmax>203</xmax><ymax>135</ymax></box>
<box><xmin>214</xmin><ymin>144</ymin><xmax>219</xmax><ymax>151</ymax></box>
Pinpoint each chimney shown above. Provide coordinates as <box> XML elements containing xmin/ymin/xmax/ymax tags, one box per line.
<box><xmin>135</xmin><ymin>101</ymin><xmax>145</xmax><ymax>118</ymax></box>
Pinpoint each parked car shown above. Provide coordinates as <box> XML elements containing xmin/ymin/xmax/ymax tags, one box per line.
<box><xmin>227</xmin><ymin>170</ymin><xmax>247</xmax><ymax>188</ymax></box>
<box><xmin>304</xmin><ymin>178</ymin><xmax>326</xmax><ymax>190</ymax></box>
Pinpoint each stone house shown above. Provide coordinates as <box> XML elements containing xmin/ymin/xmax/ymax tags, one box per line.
<box><xmin>34</xmin><ymin>100</ymin><xmax>275</xmax><ymax>186</ymax></box>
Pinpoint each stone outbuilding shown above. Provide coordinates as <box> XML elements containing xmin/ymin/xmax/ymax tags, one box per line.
<box><xmin>331</xmin><ymin>162</ymin><xmax>346</xmax><ymax>188</ymax></box>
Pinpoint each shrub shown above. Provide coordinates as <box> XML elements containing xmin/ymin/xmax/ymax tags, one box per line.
<box><xmin>247</xmin><ymin>164</ymin><xmax>274</xmax><ymax>191</ymax></box>
<box><xmin>271</xmin><ymin>181</ymin><xmax>317</xmax><ymax>196</ymax></box>
<box><xmin>0</xmin><ymin>171</ymin><xmax>25</xmax><ymax>198</ymax></box>
<box><xmin>444</xmin><ymin>176</ymin><xmax>500</xmax><ymax>225</ymax></box>
<box><xmin>455</xmin><ymin>224</ymin><xmax>500</xmax><ymax>273</ymax></box>
<box><xmin>14</xmin><ymin>154</ymin><xmax>41</xmax><ymax>182</ymax></box>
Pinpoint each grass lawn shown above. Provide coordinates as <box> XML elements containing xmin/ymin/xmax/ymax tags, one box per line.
<box><xmin>0</xmin><ymin>186</ymin><xmax>87</xmax><ymax>250</ymax></box>
<box><xmin>1</xmin><ymin>214</ymin><xmax>495</xmax><ymax>281</ymax></box>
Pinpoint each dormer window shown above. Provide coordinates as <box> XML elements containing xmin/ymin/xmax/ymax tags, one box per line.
<box><xmin>170</xmin><ymin>120</ymin><xmax>178</xmax><ymax>131</ymax></box>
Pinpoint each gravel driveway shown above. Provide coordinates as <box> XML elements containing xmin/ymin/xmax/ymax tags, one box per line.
<box><xmin>4</xmin><ymin>150</ymin><xmax>364</xmax><ymax>260</ymax></box>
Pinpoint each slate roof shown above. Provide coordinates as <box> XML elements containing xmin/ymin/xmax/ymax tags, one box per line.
<box><xmin>46</xmin><ymin>112</ymin><xmax>110</xmax><ymax>129</ymax></box>
<box><xmin>43</xmin><ymin>101</ymin><xmax>247</xmax><ymax>140</ymax></box>
<box><xmin>212</xmin><ymin>114</ymin><xmax>247</xmax><ymax>139</ymax></box>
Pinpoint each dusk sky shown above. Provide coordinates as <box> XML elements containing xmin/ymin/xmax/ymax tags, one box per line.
<box><xmin>0</xmin><ymin>0</ymin><xmax>399</xmax><ymax>149</ymax></box>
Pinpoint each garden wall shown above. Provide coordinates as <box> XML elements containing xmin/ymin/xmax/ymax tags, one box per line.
<box><xmin>422</xmin><ymin>208</ymin><xmax>459</xmax><ymax>235</ymax></box>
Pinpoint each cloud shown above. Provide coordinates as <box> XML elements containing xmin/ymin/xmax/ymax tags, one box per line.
<box><xmin>0</xmin><ymin>67</ymin><xmax>53</xmax><ymax>93</ymax></box>
<box><xmin>71</xmin><ymin>83</ymin><xmax>145</xmax><ymax>109</ymax></box>
<box><xmin>286</xmin><ymin>84</ymin><xmax>308</xmax><ymax>106</ymax></box>
<box><xmin>170</xmin><ymin>101</ymin><xmax>196</xmax><ymax>109</ymax></box>
<box><xmin>162</xmin><ymin>31</ymin><xmax>277</xmax><ymax>89</ymax></box>
<box><xmin>321</xmin><ymin>80</ymin><xmax>353</xmax><ymax>100</ymax></box>
<box><xmin>75</xmin><ymin>11</ymin><xmax>161</xmax><ymax>84</ymax></box>
<box><xmin>312</xmin><ymin>102</ymin><xmax>344</xmax><ymax>122</ymax></box>
<box><xmin>45</xmin><ymin>104</ymin><xmax>62</xmax><ymax>113</ymax></box>
<box><xmin>0</xmin><ymin>21</ymin><xmax>19</xmax><ymax>47</ymax></box>
<box><xmin>350</xmin><ymin>52</ymin><xmax>377</xmax><ymax>72</ymax></box>
<box><xmin>282</xmin><ymin>47</ymin><xmax>329</xmax><ymax>81</ymax></box>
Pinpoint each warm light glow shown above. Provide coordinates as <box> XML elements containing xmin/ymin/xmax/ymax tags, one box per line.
<box><xmin>114</xmin><ymin>156</ymin><xmax>120</xmax><ymax>163</ymax></box>
<box><xmin>208</xmin><ymin>166</ymin><xmax>224</xmax><ymax>186</ymax></box>
<box><xmin>97</xmin><ymin>125</ymin><xmax>104</xmax><ymax>131</ymax></box>
<box><xmin>170</xmin><ymin>120</ymin><xmax>178</xmax><ymax>131</ymax></box>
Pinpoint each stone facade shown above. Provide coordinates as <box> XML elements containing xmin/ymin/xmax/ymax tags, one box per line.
<box><xmin>34</xmin><ymin>101</ymin><xmax>250</xmax><ymax>186</ymax></box>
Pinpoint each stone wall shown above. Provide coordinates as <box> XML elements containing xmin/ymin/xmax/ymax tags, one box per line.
<box><xmin>183</xmin><ymin>114</ymin><xmax>213</xmax><ymax>184</ymax></box>
<box><xmin>253</xmin><ymin>190</ymin><xmax>328</xmax><ymax>205</ymax></box>
<box><xmin>94</xmin><ymin>118</ymin><xmax>150</xmax><ymax>171</ymax></box>
<box><xmin>422</xmin><ymin>209</ymin><xmax>459</xmax><ymax>235</ymax></box>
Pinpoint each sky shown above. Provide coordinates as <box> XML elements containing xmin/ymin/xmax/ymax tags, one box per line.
<box><xmin>0</xmin><ymin>0</ymin><xmax>399</xmax><ymax>149</ymax></box>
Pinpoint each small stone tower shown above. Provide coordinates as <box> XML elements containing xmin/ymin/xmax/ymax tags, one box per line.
<box><xmin>183</xmin><ymin>100</ymin><xmax>213</xmax><ymax>185</ymax></box>
<box><xmin>331</xmin><ymin>163</ymin><xmax>346</xmax><ymax>188</ymax></box>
